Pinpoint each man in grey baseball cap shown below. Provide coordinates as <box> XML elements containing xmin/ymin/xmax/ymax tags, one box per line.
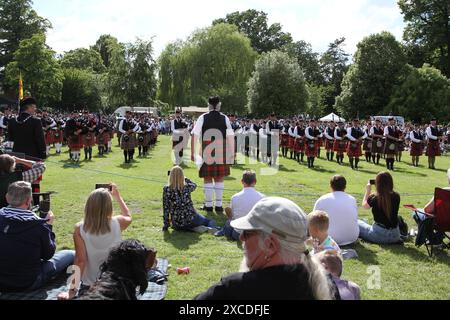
<box><xmin>195</xmin><ymin>197</ymin><xmax>333</xmax><ymax>300</ymax></box>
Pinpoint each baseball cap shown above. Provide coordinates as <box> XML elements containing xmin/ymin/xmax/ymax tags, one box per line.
<box><xmin>231</xmin><ymin>197</ymin><xmax>308</xmax><ymax>244</ymax></box>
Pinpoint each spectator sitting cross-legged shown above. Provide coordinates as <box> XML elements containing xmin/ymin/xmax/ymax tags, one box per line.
<box><xmin>58</xmin><ymin>183</ymin><xmax>132</xmax><ymax>300</ymax></box>
<box><xmin>307</xmin><ymin>210</ymin><xmax>341</xmax><ymax>255</ymax></box>
<box><xmin>359</xmin><ymin>172</ymin><xmax>402</xmax><ymax>244</ymax></box>
<box><xmin>163</xmin><ymin>166</ymin><xmax>217</xmax><ymax>232</ymax></box>
<box><xmin>195</xmin><ymin>197</ymin><xmax>334</xmax><ymax>300</ymax></box>
<box><xmin>316</xmin><ymin>251</ymin><xmax>361</xmax><ymax>300</ymax></box>
<box><xmin>0</xmin><ymin>182</ymin><xmax>74</xmax><ymax>292</ymax></box>
<box><xmin>313</xmin><ymin>175</ymin><xmax>359</xmax><ymax>246</ymax></box>
<box><xmin>0</xmin><ymin>154</ymin><xmax>46</xmax><ymax>209</ymax></box>
<box><xmin>215</xmin><ymin>170</ymin><xmax>265</xmax><ymax>240</ymax></box>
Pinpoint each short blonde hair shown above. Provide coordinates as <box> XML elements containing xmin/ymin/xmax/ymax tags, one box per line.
<box><xmin>83</xmin><ymin>189</ymin><xmax>113</xmax><ymax>235</ymax></box>
<box><xmin>168</xmin><ymin>166</ymin><xmax>185</xmax><ymax>191</ymax></box>
<box><xmin>308</xmin><ymin>210</ymin><xmax>330</xmax><ymax>232</ymax></box>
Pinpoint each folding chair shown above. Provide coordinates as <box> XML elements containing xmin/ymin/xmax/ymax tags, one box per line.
<box><xmin>409</xmin><ymin>188</ymin><xmax>450</xmax><ymax>257</ymax></box>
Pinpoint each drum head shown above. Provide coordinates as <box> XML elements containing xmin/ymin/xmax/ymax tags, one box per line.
<box><xmin>377</xmin><ymin>141</ymin><xmax>383</xmax><ymax>148</ymax></box>
<box><xmin>389</xmin><ymin>143</ymin><xmax>396</xmax><ymax>151</ymax></box>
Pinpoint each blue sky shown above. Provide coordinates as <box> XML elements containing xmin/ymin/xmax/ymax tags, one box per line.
<box><xmin>33</xmin><ymin>0</ymin><xmax>406</xmax><ymax>58</ymax></box>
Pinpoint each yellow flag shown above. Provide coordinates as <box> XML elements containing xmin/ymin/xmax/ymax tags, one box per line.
<box><xmin>19</xmin><ymin>72</ymin><xmax>24</xmax><ymax>100</ymax></box>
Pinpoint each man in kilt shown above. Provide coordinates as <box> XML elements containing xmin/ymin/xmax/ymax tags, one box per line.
<box><xmin>363</xmin><ymin>120</ymin><xmax>373</xmax><ymax>163</ymax></box>
<box><xmin>410</xmin><ymin>123</ymin><xmax>425</xmax><ymax>167</ymax></box>
<box><xmin>172</xmin><ymin>110</ymin><xmax>189</xmax><ymax>166</ymax></box>
<box><xmin>396</xmin><ymin>126</ymin><xmax>406</xmax><ymax>163</ymax></box>
<box><xmin>426</xmin><ymin>118</ymin><xmax>442</xmax><ymax>170</ymax></box>
<box><xmin>333</xmin><ymin>121</ymin><xmax>347</xmax><ymax>165</ymax></box>
<box><xmin>40</xmin><ymin>111</ymin><xmax>56</xmax><ymax>157</ymax></box>
<box><xmin>96</xmin><ymin>119</ymin><xmax>110</xmax><ymax>157</ymax></box>
<box><xmin>369</xmin><ymin>119</ymin><xmax>384</xmax><ymax>165</ymax></box>
<box><xmin>82</xmin><ymin>114</ymin><xmax>97</xmax><ymax>161</ymax></box>
<box><xmin>384</xmin><ymin>117</ymin><xmax>402</xmax><ymax>171</ymax></box>
<box><xmin>137</xmin><ymin>117</ymin><xmax>151</xmax><ymax>157</ymax></box>
<box><xmin>65</xmin><ymin>112</ymin><xmax>84</xmax><ymax>162</ymax></box>
<box><xmin>280</xmin><ymin>120</ymin><xmax>291</xmax><ymax>158</ymax></box>
<box><xmin>53</xmin><ymin>119</ymin><xmax>65</xmax><ymax>155</ymax></box>
<box><xmin>286</xmin><ymin>120</ymin><xmax>296</xmax><ymax>160</ymax></box>
<box><xmin>305</xmin><ymin>119</ymin><xmax>322</xmax><ymax>169</ymax></box>
<box><xmin>293</xmin><ymin>120</ymin><xmax>306</xmax><ymax>163</ymax></box>
<box><xmin>323</xmin><ymin>121</ymin><xmax>336</xmax><ymax>162</ymax></box>
<box><xmin>346</xmin><ymin>119</ymin><xmax>367</xmax><ymax>170</ymax></box>
<box><xmin>119</xmin><ymin>111</ymin><xmax>139</xmax><ymax>164</ymax></box>
<box><xmin>191</xmin><ymin>96</ymin><xmax>234</xmax><ymax>213</ymax></box>
<box><xmin>266</xmin><ymin>113</ymin><xmax>281</xmax><ymax>166</ymax></box>
<box><xmin>250</xmin><ymin>120</ymin><xmax>261</xmax><ymax>161</ymax></box>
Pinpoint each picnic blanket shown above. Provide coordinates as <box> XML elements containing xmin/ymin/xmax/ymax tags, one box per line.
<box><xmin>0</xmin><ymin>258</ymin><xmax>169</xmax><ymax>301</ymax></box>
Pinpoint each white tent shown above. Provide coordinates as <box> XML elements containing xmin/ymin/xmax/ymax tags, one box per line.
<box><xmin>320</xmin><ymin>113</ymin><xmax>346</xmax><ymax>122</ymax></box>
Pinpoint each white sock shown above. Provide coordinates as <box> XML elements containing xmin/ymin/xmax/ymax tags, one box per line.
<box><xmin>214</xmin><ymin>182</ymin><xmax>224</xmax><ymax>207</ymax></box>
<box><xmin>46</xmin><ymin>146</ymin><xmax>50</xmax><ymax>155</ymax></box>
<box><xmin>204</xmin><ymin>183</ymin><xmax>214</xmax><ymax>208</ymax></box>
<box><xmin>55</xmin><ymin>143</ymin><xmax>61</xmax><ymax>153</ymax></box>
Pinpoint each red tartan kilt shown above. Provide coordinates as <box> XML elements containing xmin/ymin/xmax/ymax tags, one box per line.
<box><xmin>82</xmin><ymin>133</ymin><xmax>96</xmax><ymax>147</ymax></box>
<box><xmin>325</xmin><ymin>139</ymin><xmax>334</xmax><ymax>150</ymax></box>
<box><xmin>281</xmin><ymin>134</ymin><xmax>289</xmax><ymax>147</ymax></box>
<box><xmin>53</xmin><ymin>131</ymin><xmax>63</xmax><ymax>143</ymax></box>
<box><xmin>410</xmin><ymin>142</ymin><xmax>424</xmax><ymax>156</ymax></box>
<box><xmin>426</xmin><ymin>140</ymin><xmax>441</xmax><ymax>157</ymax></box>
<box><xmin>346</xmin><ymin>141</ymin><xmax>363</xmax><ymax>157</ymax></box>
<box><xmin>333</xmin><ymin>140</ymin><xmax>347</xmax><ymax>153</ymax></box>
<box><xmin>363</xmin><ymin>139</ymin><xmax>372</xmax><ymax>152</ymax></box>
<box><xmin>199</xmin><ymin>164</ymin><xmax>231</xmax><ymax>178</ymax></box>
<box><xmin>294</xmin><ymin>138</ymin><xmax>304</xmax><ymax>152</ymax></box>
<box><xmin>45</xmin><ymin>131</ymin><xmax>54</xmax><ymax>145</ymax></box>
<box><xmin>199</xmin><ymin>140</ymin><xmax>232</xmax><ymax>178</ymax></box>
<box><xmin>305</xmin><ymin>140</ymin><xmax>319</xmax><ymax>157</ymax></box>
<box><xmin>288</xmin><ymin>136</ymin><xmax>295</xmax><ymax>149</ymax></box>
<box><xmin>97</xmin><ymin>132</ymin><xmax>110</xmax><ymax>145</ymax></box>
<box><xmin>68</xmin><ymin>135</ymin><xmax>83</xmax><ymax>150</ymax></box>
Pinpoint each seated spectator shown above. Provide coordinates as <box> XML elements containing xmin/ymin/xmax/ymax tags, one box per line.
<box><xmin>0</xmin><ymin>182</ymin><xmax>74</xmax><ymax>292</ymax></box>
<box><xmin>58</xmin><ymin>183</ymin><xmax>132</xmax><ymax>300</ymax></box>
<box><xmin>307</xmin><ymin>210</ymin><xmax>341</xmax><ymax>255</ymax></box>
<box><xmin>216</xmin><ymin>170</ymin><xmax>265</xmax><ymax>240</ymax></box>
<box><xmin>0</xmin><ymin>154</ymin><xmax>46</xmax><ymax>208</ymax></box>
<box><xmin>316</xmin><ymin>251</ymin><xmax>361</xmax><ymax>300</ymax></box>
<box><xmin>195</xmin><ymin>197</ymin><xmax>334</xmax><ymax>300</ymax></box>
<box><xmin>163</xmin><ymin>166</ymin><xmax>216</xmax><ymax>232</ymax></box>
<box><xmin>422</xmin><ymin>168</ymin><xmax>450</xmax><ymax>216</ymax></box>
<box><xmin>313</xmin><ymin>175</ymin><xmax>359</xmax><ymax>246</ymax></box>
<box><xmin>359</xmin><ymin>172</ymin><xmax>402</xmax><ymax>244</ymax></box>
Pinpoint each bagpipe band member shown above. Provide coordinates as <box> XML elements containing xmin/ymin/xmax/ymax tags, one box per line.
<box><xmin>83</xmin><ymin>116</ymin><xmax>97</xmax><ymax>161</ymax></box>
<box><xmin>287</xmin><ymin>122</ymin><xmax>296</xmax><ymax>160</ymax></box>
<box><xmin>266</xmin><ymin>114</ymin><xmax>280</xmax><ymax>167</ymax></box>
<box><xmin>280</xmin><ymin>121</ymin><xmax>290</xmax><ymax>158</ymax></box>
<box><xmin>395</xmin><ymin>126</ymin><xmax>406</xmax><ymax>163</ymax></box>
<box><xmin>53</xmin><ymin>120</ymin><xmax>65</xmax><ymax>155</ymax></box>
<box><xmin>171</xmin><ymin>110</ymin><xmax>188</xmax><ymax>166</ymax></box>
<box><xmin>333</xmin><ymin>122</ymin><xmax>347</xmax><ymax>165</ymax></box>
<box><xmin>324</xmin><ymin>122</ymin><xmax>336</xmax><ymax>162</ymax></box>
<box><xmin>369</xmin><ymin>119</ymin><xmax>384</xmax><ymax>164</ymax></box>
<box><xmin>410</xmin><ymin>123</ymin><xmax>425</xmax><ymax>167</ymax></box>
<box><xmin>249</xmin><ymin>120</ymin><xmax>260</xmax><ymax>160</ymax></box>
<box><xmin>362</xmin><ymin>122</ymin><xmax>373</xmax><ymax>163</ymax></box>
<box><xmin>191</xmin><ymin>96</ymin><xmax>234</xmax><ymax>213</ymax></box>
<box><xmin>293</xmin><ymin>121</ymin><xmax>306</xmax><ymax>163</ymax></box>
<box><xmin>346</xmin><ymin>119</ymin><xmax>367</xmax><ymax>170</ymax></box>
<box><xmin>119</xmin><ymin>112</ymin><xmax>139</xmax><ymax>164</ymax></box>
<box><xmin>41</xmin><ymin>113</ymin><xmax>56</xmax><ymax>156</ymax></box>
<box><xmin>425</xmin><ymin>118</ymin><xmax>442</xmax><ymax>170</ymax></box>
<box><xmin>96</xmin><ymin>121</ymin><xmax>109</xmax><ymax>156</ymax></box>
<box><xmin>383</xmin><ymin>117</ymin><xmax>401</xmax><ymax>171</ymax></box>
<box><xmin>305</xmin><ymin>119</ymin><xmax>322</xmax><ymax>169</ymax></box>
<box><xmin>259</xmin><ymin>122</ymin><xmax>268</xmax><ymax>164</ymax></box>
<box><xmin>137</xmin><ymin>121</ymin><xmax>151</xmax><ymax>157</ymax></box>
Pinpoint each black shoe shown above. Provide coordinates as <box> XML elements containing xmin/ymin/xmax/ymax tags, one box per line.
<box><xmin>200</xmin><ymin>206</ymin><xmax>214</xmax><ymax>213</ymax></box>
<box><xmin>215</xmin><ymin>207</ymin><xmax>224</xmax><ymax>214</ymax></box>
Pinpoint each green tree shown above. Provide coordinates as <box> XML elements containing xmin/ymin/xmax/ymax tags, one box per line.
<box><xmin>91</xmin><ymin>34</ymin><xmax>121</xmax><ymax>69</ymax></box>
<box><xmin>158</xmin><ymin>23</ymin><xmax>258</xmax><ymax>114</ymax></box>
<box><xmin>5</xmin><ymin>33</ymin><xmax>63</xmax><ymax>107</ymax></box>
<box><xmin>60</xmin><ymin>48</ymin><xmax>106</xmax><ymax>73</ymax></box>
<box><xmin>107</xmin><ymin>38</ymin><xmax>157</xmax><ymax>108</ymax></box>
<box><xmin>213</xmin><ymin>9</ymin><xmax>292</xmax><ymax>53</ymax></box>
<box><xmin>320</xmin><ymin>37</ymin><xmax>350</xmax><ymax>112</ymax></box>
<box><xmin>61</xmin><ymin>68</ymin><xmax>102</xmax><ymax>111</ymax></box>
<box><xmin>388</xmin><ymin>64</ymin><xmax>450</xmax><ymax>122</ymax></box>
<box><xmin>0</xmin><ymin>0</ymin><xmax>51</xmax><ymax>84</ymax></box>
<box><xmin>336</xmin><ymin>32</ymin><xmax>407</xmax><ymax>119</ymax></box>
<box><xmin>247</xmin><ymin>50</ymin><xmax>308</xmax><ymax>117</ymax></box>
<box><xmin>398</xmin><ymin>0</ymin><xmax>450</xmax><ymax>77</ymax></box>
<box><xmin>283</xmin><ymin>40</ymin><xmax>323</xmax><ymax>84</ymax></box>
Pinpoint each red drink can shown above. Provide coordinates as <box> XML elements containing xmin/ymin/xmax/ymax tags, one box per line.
<box><xmin>177</xmin><ymin>267</ymin><xmax>190</xmax><ymax>275</ymax></box>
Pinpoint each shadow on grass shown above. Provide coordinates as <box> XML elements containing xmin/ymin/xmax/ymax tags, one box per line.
<box><xmin>278</xmin><ymin>165</ymin><xmax>296</xmax><ymax>173</ymax></box>
<box><xmin>117</xmin><ymin>162</ymin><xmax>141</xmax><ymax>169</ymax></box>
<box><xmin>341</xmin><ymin>241</ymin><xmax>379</xmax><ymax>265</ymax></box>
<box><xmin>382</xmin><ymin>242</ymin><xmax>450</xmax><ymax>262</ymax></box>
<box><xmin>163</xmin><ymin>230</ymin><xmax>201</xmax><ymax>250</ymax></box>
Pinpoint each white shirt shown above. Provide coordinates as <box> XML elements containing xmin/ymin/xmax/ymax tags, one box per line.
<box><xmin>426</xmin><ymin>126</ymin><xmax>438</xmax><ymax>140</ymax></box>
<box><xmin>410</xmin><ymin>131</ymin><xmax>422</xmax><ymax>143</ymax></box>
<box><xmin>119</xmin><ymin>119</ymin><xmax>139</xmax><ymax>134</ymax></box>
<box><xmin>231</xmin><ymin>188</ymin><xmax>265</xmax><ymax>220</ymax></box>
<box><xmin>0</xmin><ymin>116</ymin><xmax>5</xmax><ymax>129</ymax></box>
<box><xmin>313</xmin><ymin>192</ymin><xmax>359</xmax><ymax>246</ymax></box>
<box><xmin>80</xmin><ymin>217</ymin><xmax>122</xmax><ymax>286</ymax></box>
<box><xmin>191</xmin><ymin>112</ymin><xmax>234</xmax><ymax>137</ymax></box>
<box><xmin>346</xmin><ymin>127</ymin><xmax>367</xmax><ymax>141</ymax></box>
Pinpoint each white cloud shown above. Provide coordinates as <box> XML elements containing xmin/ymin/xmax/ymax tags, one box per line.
<box><xmin>35</xmin><ymin>0</ymin><xmax>405</xmax><ymax>57</ymax></box>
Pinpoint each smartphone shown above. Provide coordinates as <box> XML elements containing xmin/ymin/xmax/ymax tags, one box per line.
<box><xmin>168</xmin><ymin>171</ymin><xmax>171</xmax><ymax>176</ymax></box>
<box><xmin>370</xmin><ymin>179</ymin><xmax>376</xmax><ymax>185</ymax></box>
<box><xmin>96</xmin><ymin>184</ymin><xmax>112</xmax><ymax>191</ymax></box>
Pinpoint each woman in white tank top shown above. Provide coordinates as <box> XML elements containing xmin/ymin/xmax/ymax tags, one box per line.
<box><xmin>58</xmin><ymin>184</ymin><xmax>132</xmax><ymax>300</ymax></box>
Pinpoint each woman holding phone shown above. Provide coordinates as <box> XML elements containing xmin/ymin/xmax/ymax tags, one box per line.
<box><xmin>358</xmin><ymin>172</ymin><xmax>402</xmax><ymax>244</ymax></box>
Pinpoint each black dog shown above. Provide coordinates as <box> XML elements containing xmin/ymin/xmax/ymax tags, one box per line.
<box><xmin>76</xmin><ymin>239</ymin><xmax>157</xmax><ymax>300</ymax></box>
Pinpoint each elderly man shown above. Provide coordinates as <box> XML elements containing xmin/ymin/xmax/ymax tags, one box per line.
<box><xmin>313</xmin><ymin>176</ymin><xmax>359</xmax><ymax>246</ymax></box>
<box><xmin>0</xmin><ymin>182</ymin><xmax>74</xmax><ymax>292</ymax></box>
<box><xmin>195</xmin><ymin>197</ymin><xmax>334</xmax><ymax>300</ymax></box>
<box><xmin>0</xmin><ymin>154</ymin><xmax>46</xmax><ymax>209</ymax></box>
<box><xmin>215</xmin><ymin>170</ymin><xmax>265</xmax><ymax>240</ymax></box>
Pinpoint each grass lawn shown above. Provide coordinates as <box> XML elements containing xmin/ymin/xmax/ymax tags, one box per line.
<box><xmin>42</xmin><ymin>135</ymin><xmax>450</xmax><ymax>300</ymax></box>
